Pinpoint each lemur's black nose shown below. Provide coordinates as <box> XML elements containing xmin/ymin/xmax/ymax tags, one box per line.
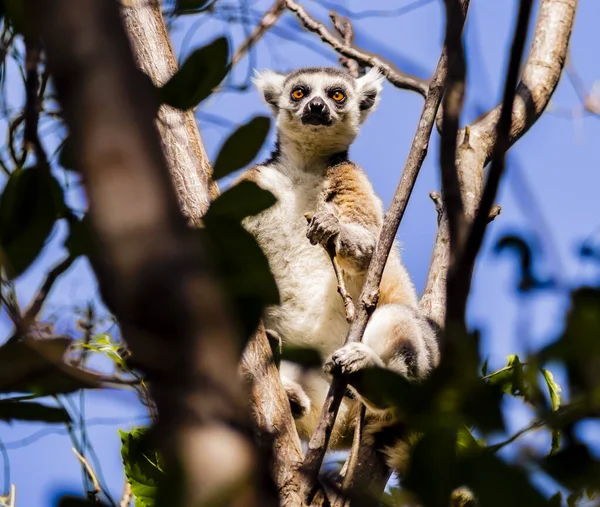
<box><xmin>308</xmin><ymin>97</ymin><xmax>325</xmax><ymax>113</ymax></box>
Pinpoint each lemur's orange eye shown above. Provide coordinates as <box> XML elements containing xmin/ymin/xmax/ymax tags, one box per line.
<box><xmin>331</xmin><ymin>90</ymin><xmax>345</xmax><ymax>102</ymax></box>
<box><xmin>291</xmin><ymin>88</ymin><xmax>305</xmax><ymax>100</ymax></box>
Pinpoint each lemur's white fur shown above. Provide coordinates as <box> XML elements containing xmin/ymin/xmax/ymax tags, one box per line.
<box><xmin>240</xmin><ymin>67</ymin><xmax>439</xmax><ymax>469</ymax></box>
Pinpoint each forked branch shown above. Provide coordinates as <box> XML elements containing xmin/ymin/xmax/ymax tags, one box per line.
<box><xmin>284</xmin><ymin>0</ymin><xmax>428</xmax><ymax>97</ymax></box>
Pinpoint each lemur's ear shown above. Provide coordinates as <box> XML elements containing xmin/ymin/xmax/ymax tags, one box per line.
<box><xmin>356</xmin><ymin>67</ymin><xmax>384</xmax><ymax>121</ymax></box>
<box><xmin>252</xmin><ymin>69</ymin><xmax>286</xmax><ymax>112</ymax></box>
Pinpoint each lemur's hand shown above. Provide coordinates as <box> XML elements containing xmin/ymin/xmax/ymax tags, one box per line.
<box><xmin>324</xmin><ymin>342</ymin><xmax>384</xmax><ymax>376</ymax></box>
<box><xmin>305</xmin><ymin>210</ymin><xmax>340</xmax><ymax>247</ymax></box>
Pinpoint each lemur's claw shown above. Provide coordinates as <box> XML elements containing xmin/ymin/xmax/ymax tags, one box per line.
<box><xmin>324</xmin><ymin>342</ymin><xmax>384</xmax><ymax>375</ymax></box>
<box><xmin>306</xmin><ymin>210</ymin><xmax>340</xmax><ymax>247</ymax></box>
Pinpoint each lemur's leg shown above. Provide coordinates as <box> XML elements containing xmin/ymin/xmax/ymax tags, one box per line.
<box><xmin>324</xmin><ymin>304</ymin><xmax>437</xmax><ymax>380</ymax></box>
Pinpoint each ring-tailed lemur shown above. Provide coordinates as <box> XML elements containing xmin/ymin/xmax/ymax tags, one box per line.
<box><xmin>238</xmin><ymin>66</ymin><xmax>439</xmax><ymax>470</ymax></box>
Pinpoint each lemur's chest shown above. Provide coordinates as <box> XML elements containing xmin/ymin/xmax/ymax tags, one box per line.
<box><xmin>243</xmin><ymin>164</ymin><xmax>350</xmax><ymax>353</ymax></box>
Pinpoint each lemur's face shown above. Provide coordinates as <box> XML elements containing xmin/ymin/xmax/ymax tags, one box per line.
<box><xmin>253</xmin><ymin>67</ymin><xmax>384</xmax><ymax>144</ymax></box>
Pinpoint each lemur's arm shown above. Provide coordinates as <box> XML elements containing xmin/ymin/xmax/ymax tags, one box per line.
<box><xmin>306</xmin><ymin>162</ymin><xmax>383</xmax><ymax>275</ymax></box>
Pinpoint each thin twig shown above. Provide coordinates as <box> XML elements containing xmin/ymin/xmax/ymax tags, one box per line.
<box><xmin>285</xmin><ymin>0</ymin><xmax>428</xmax><ymax>97</ymax></box>
<box><xmin>304</xmin><ymin>213</ymin><xmax>355</xmax><ymax>323</ymax></box>
<box><xmin>72</xmin><ymin>447</ymin><xmax>101</xmax><ymax>497</ymax></box>
<box><xmin>332</xmin><ymin>404</ymin><xmax>365</xmax><ymax>507</ymax></box>
<box><xmin>299</xmin><ymin>4</ymin><xmax>470</xmax><ymax>502</ymax></box>
<box><xmin>24</xmin><ymin>37</ymin><xmax>48</xmax><ymax>166</ymax></box>
<box><xmin>231</xmin><ymin>0</ymin><xmax>286</xmax><ymax>67</ymax></box>
<box><xmin>9</xmin><ymin>256</ymin><xmax>75</xmax><ymax>342</ymax></box>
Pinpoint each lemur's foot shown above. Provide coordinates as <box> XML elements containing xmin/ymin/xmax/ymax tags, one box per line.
<box><xmin>281</xmin><ymin>379</ymin><xmax>311</xmax><ymax>418</ymax></box>
<box><xmin>324</xmin><ymin>342</ymin><xmax>384</xmax><ymax>375</ymax></box>
<box><xmin>306</xmin><ymin>210</ymin><xmax>340</xmax><ymax>247</ymax></box>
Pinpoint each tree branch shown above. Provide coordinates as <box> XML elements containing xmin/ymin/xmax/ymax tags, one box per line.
<box><xmin>29</xmin><ymin>1</ymin><xmax>277</xmax><ymax>505</ymax></box>
<box><xmin>471</xmin><ymin>0</ymin><xmax>579</xmax><ymax>165</ymax></box>
<box><xmin>299</xmin><ymin>4</ymin><xmax>470</xmax><ymax>502</ymax></box>
<box><xmin>120</xmin><ymin>0</ymin><xmax>218</xmax><ymax>227</ymax></box>
<box><xmin>231</xmin><ymin>0</ymin><xmax>287</xmax><ymax>67</ymax></box>
<box><xmin>119</xmin><ymin>482</ymin><xmax>132</xmax><ymax>507</ymax></box>
<box><xmin>9</xmin><ymin>256</ymin><xmax>75</xmax><ymax>342</ymax></box>
<box><xmin>23</xmin><ymin>37</ymin><xmax>47</xmax><ymax>166</ymax></box>
<box><xmin>421</xmin><ymin>0</ymin><xmax>577</xmax><ymax>330</ymax></box>
<box><xmin>284</xmin><ymin>0</ymin><xmax>428</xmax><ymax>97</ymax></box>
<box><xmin>241</xmin><ymin>324</ymin><xmax>305</xmax><ymax>507</ymax></box>
<box><xmin>120</xmin><ymin>1</ymin><xmax>307</xmax><ymax>503</ymax></box>
<box><xmin>448</xmin><ymin>0</ymin><xmax>535</xmax><ymax>328</ymax></box>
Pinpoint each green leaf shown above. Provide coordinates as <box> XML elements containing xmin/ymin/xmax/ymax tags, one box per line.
<box><xmin>346</xmin><ymin>366</ymin><xmax>416</xmax><ymax>412</ymax></box>
<box><xmin>541</xmin><ymin>369</ymin><xmax>561</xmax><ymax>411</ymax></box>
<box><xmin>542</xmin><ymin>441</ymin><xmax>600</xmax><ymax>492</ymax></box>
<box><xmin>456</xmin><ymin>425</ymin><xmax>485</xmax><ymax>455</ymax></box>
<box><xmin>459</xmin><ymin>451</ymin><xmax>548</xmax><ymax>507</ymax></box>
<box><xmin>58</xmin><ymin>136</ymin><xmax>78</xmax><ymax>172</ymax></box>
<box><xmin>200</xmin><ymin>218</ymin><xmax>279</xmax><ymax>344</ymax></box>
<box><xmin>0</xmin><ymin>337</ymin><xmax>109</xmax><ymax>395</ymax></box>
<box><xmin>65</xmin><ymin>214</ymin><xmax>95</xmax><ymax>259</ymax></box>
<box><xmin>212</xmin><ymin>116</ymin><xmax>271</xmax><ymax>180</ymax></box>
<box><xmin>80</xmin><ymin>333</ymin><xmax>128</xmax><ymax>370</ymax></box>
<box><xmin>0</xmin><ymin>166</ymin><xmax>65</xmax><ymax>279</ymax></box>
<box><xmin>485</xmin><ymin>355</ymin><xmax>528</xmax><ymax>399</ymax></box>
<box><xmin>541</xmin><ymin>368</ymin><xmax>562</xmax><ymax>454</ymax></box>
<box><xmin>160</xmin><ymin>37</ymin><xmax>229</xmax><ymax>110</ymax></box>
<box><xmin>542</xmin><ymin>287</ymin><xmax>600</xmax><ymax>395</ymax></box>
<box><xmin>403</xmin><ymin>429</ymin><xmax>459</xmax><ymax>507</ymax></box>
<box><xmin>120</xmin><ymin>427</ymin><xmax>164</xmax><ymax>507</ymax></box>
<box><xmin>3</xmin><ymin>0</ymin><xmax>28</xmax><ymax>35</ymax></box>
<box><xmin>0</xmin><ymin>399</ymin><xmax>71</xmax><ymax>423</ymax></box>
<box><xmin>174</xmin><ymin>0</ymin><xmax>212</xmax><ymax>15</ymax></box>
<box><xmin>205</xmin><ymin>180</ymin><xmax>276</xmax><ymax>222</ymax></box>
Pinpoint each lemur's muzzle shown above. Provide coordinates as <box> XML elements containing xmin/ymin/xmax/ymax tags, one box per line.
<box><xmin>301</xmin><ymin>97</ymin><xmax>332</xmax><ymax>126</ymax></box>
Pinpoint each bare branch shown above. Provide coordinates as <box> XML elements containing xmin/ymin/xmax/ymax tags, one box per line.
<box><xmin>284</xmin><ymin>0</ymin><xmax>428</xmax><ymax>97</ymax></box>
<box><xmin>120</xmin><ymin>0</ymin><xmax>218</xmax><ymax>227</ymax></box>
<box><xmin>422</xmin><ymin>0</ymin><xmax>577</xmax><ymax>329</ymax></box>
<box><xmin>299</xmin><ymin>4</ymin><xmax>469</xmax><ymax>501</ymax></box>
<box><xmin>231</xmin><ymin>0</ymin><xmax>286</xmax><ymax>67</ymax></box>
<box><xmin>9</xmin><ymin>256</ymin><xmax>75</xmax><ymax>342</ymax></box>
<box><xmin>329</xmin><ymin>11</ymin><xmax>361</xmax><ymax>78</ymax></box>
<box><xmin>29</xmin><ymin>1</ymin><xmax>277</xmax><ymax>505</ymax></box>
<box><xmin>471</xmin><ymin>0</ymin><xmax>579</xmax><ymax>165</ymax></box>
<box><xmin>446</xmin><ymin>0</ymin><xmax>538</xmax><ymax>329</ymax></box>
<box><xmin>23</xmin><ymin>37</ymin><xmax>47</xmax><ymax>166</ymax></box>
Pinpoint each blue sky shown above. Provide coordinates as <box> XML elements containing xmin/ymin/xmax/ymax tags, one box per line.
<box><xmin>0</xmin><ymin>0</ymin><xmax>599</xmax><ymax>504</ymax></box>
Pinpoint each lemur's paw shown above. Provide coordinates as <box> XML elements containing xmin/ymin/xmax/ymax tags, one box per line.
<box><xmin>282</xmin><ymin>379</ymin><xmax>311</xmax><ymax>419</ymax></box>
<box><xmin>306</xmin><ymin>210</ymin><xmax>340</xmax><ymax>247</ymax></box>
<box><xmin>324</xmin><ymin>343</ymin><xmax>384</xmax><ymax>375</ymax></box>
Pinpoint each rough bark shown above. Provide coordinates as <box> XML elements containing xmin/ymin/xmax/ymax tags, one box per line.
<box><xmin>241</xmin><ymin>324</ymin><xmax>305</xmax><ymax>507</ymax></box>
<box><xmin>120</xmin><ymin>0</ymin><xmax>217</xmax><ymax>226</ymax></box>
<box><xmin>29</xmin><ymin>1</ymin><xmax>277</xmax><ymax>506</ymax></box>
<box><xmin>421</xmin><ymin>0</ymin><xmax>578</xmax><ymax>327</ymax></box>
